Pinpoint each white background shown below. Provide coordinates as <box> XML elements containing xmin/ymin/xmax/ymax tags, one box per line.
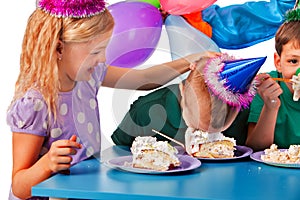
<box><xmin>0</xmin><ymin>0</ymin><xmax>274</xmax><ymax>199</ymax></box>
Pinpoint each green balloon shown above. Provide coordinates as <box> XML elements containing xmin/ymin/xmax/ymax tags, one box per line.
<box><xmin>127</xmin><ymin>0</ymin><xmax>160</xmax><ymax>8</ymax></box>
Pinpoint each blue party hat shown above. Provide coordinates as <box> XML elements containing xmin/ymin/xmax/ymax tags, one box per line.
<box><xmin>220</xmin><ymin>56</ymin><xmax>266</xmax><ymax>93</ymax></box>
<box><xmin>204</xmin><ymin>54</ymin><xmax>266</xmax><ymax>109</ymax></box>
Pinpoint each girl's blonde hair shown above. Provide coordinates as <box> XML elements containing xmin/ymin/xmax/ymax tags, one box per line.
<box><xmin>11</xmin><ymin>8</ymin><xmax>114</xmax><ymax>120</ymax></box>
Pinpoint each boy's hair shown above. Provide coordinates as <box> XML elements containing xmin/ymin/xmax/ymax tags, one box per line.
<box><xmin>11</xmin><ymin>8</ymin><xmax>114</xmax><ymax>120</ymax></box>
<box><xmin>275</xmin><ymin>21</ymin><xmax>300</xmax><ymax>56</ymax></box>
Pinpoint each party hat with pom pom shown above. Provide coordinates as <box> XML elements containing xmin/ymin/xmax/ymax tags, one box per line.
<box><xmin>204</xmin><ymin>54</ymin><xmax>266</xmax><ymax>109</ymax></box>
<box><xmin>38</xmin><ymin>0</ymin><xmax>106</xmax><ymax>18</ymax></box>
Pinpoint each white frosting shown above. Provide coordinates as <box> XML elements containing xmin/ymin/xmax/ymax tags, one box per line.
<box><xmin>131</xmin><ymin>136</ymin><xmax>178</xmax><ymax>155</ymax></box>
<box><xmin>130</xmin><ymin>136</ymin><xmax>179</xmax><ymax>169</ymax></box>
<box><xmin>292</xmin><ymin>74</ymin><xmax>300</xmax><ymax>101</ymax></box>
<box><xmin>185</xmin><ymin>127</ymin><xmax>236</xmax><ymax>155</ymax></box>
<box><xmin>186</xmin><ymin>128</ymin><xmax>236</xmax><ymax>145</ymax></box>
<box><xmin>288</xmin><ymin>145</ymin><xmax>300</xmax><ymax>156</ymax></box>
<box><xmin>261</xmin><ymin>144</ymin><xmax>300</xmax><ymax>163</ymax></box>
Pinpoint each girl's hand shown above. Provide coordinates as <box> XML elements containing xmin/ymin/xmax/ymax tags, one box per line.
<box><xmin>256</xmin><ymin>73</ymin><xmax>283</xmax><ymax>109</ymax></box>
<box><xmin>46</xmin><ymin>135</ymin><xmax>82</xmax><ymax>173</ymax></box>
<box><xmin>188</xmin><ymin>51</ymin><xmax>222</xmax><ymax>70</ymax></box>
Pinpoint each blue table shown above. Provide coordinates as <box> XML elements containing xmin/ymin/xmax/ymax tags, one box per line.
<box><xmin>32</xmin><ymin>146</ymin><xmax>300</xmax><ymax>200</ymax></box>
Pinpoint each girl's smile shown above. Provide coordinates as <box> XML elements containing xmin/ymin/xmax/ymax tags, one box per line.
<box><xmin>57</xmin><ymin>31</ymin><xmax>112</xmax><ymax>91</ymax></box>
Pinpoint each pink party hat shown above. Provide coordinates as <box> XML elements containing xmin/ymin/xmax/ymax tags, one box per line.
<box><xmin>204</xmin><ymin>54</ymin><xmax>266</xmax><ymax>109</ymax></box>
<box><xmin>38</xmin><ymin>0</ymin><xmax>106</xmax><ymax>18</ymax></box>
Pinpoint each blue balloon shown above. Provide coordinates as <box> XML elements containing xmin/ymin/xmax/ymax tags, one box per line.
<box><xmin>202</xmin><ymin>1</ymin><xmax>294</xmax><ymax>49</ymax></box>
<box><xmin>164</xmin><ymin>15</ymin><xmax>220</xmax><ymax>61</ymax></box>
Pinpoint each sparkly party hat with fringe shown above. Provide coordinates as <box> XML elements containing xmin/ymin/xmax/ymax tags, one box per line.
<box><xmin>285</xmin><ymin>0</ymin><xmax>300</xmax><ymax>22</ymax></box>
<box><xmin>204</xmin><ymin>54</ymin><xmax>266</xmax><ymax>109</ymax></box>
<box><xmin>37</xmin><ymin>0</ymin><xmax>106</xmax><ymax>18</ymax></box>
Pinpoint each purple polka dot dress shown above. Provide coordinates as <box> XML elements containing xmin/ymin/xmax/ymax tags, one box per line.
<box><xmin>7</xmin><ymin>63</ymin><xmax>107</xmax><ymax>200</ymax></box>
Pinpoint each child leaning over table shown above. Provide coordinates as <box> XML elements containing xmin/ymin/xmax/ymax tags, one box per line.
<box><xmin>111</xmin><ymin>53</ymin><xmax>265</xmax><ymax>147</ymax></box>
<box><xmin>246</xmin><ymin>1</ymin><xmax>300</xmax><ymax>151</ymax></box>
<box><xmin>5</xmin><ymin>0</ymin><xmax>219</xmax><ymax>199</ymax></box>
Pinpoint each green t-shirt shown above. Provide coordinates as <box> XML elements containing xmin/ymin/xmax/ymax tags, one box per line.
<box><xmin>111</xmin><ymin>84</ymin><xmax>188</xmax><ymax>146</ymax></box>
<box><xmin>111</xmin><ymin>83</ymin><xmax>249</xmax><ymax>146</ymax></box>
<box><xmin>248</xmin><ymin>71</ymin><xmax>300</xmax><ymax>148</ymax></box>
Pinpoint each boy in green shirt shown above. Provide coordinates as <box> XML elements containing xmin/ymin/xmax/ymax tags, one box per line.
<box><xmin>247</xmin><ymin>1</ymin><xmax>300</xmax><ymax>151</ymax></box>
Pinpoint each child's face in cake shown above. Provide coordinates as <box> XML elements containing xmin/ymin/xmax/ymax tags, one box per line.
<box><xmin>179</xmin><ymin>57</ymin><xmax>238</xmax><ymax>133</ymax></box>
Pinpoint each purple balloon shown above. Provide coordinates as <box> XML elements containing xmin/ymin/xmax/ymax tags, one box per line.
<box><xmin>106</xmin><ymin>1</ymin><xmax>163</xmax><ymax>68</ymax></box>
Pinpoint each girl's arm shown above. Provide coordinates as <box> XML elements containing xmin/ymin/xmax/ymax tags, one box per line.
<box><xmin>245</xmin><ymin>74</ymin><xmax>282</xmax><ymax>151</ymax></box>
<box><xmin>11</xmin><ymin>133</ymin><xmax>81</xmax><ymax>199</ymax></box>
<box><xmin>102</xmin><ymin>51</ymin><xmax>220</xmax><ymax>90</ymax></box>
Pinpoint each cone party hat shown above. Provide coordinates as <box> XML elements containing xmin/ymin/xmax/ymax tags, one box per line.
<box><xmin>204</xmin><ymin>54</ymin><xmax>266</xmax><ymax>109</ymax></box>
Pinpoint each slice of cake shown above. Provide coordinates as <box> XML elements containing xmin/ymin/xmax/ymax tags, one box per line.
<box><xmin>261</xmin><ymin>144</ymin><xmax>300</xmax><ymax>163</ymax></box>
<box><xmin>130</xmin><ymin>136</ymin><xmax>181</xmax><ymax>171</ymax></box>
<box><xmin>185</xmin><ymin>127</ymin><xmax>236</xmax><ymax>158</ymax></box>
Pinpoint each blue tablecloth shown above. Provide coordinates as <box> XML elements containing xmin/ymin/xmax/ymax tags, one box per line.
<box><xmin>32</xmin><ymin>146</ymin><xmax>300</xmax><ymax>200</ymax></box>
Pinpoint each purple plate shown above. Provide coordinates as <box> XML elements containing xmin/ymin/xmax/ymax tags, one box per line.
<box><xmin>105</xmin><ymin>155</ymin><xmax>201</xmax><ymax>174</ymax></box>
<box><xmin>250</xmin><ymin>150</ymin><xmax>300</xmax><ymax>168</ymax></box>
<box><xmin>197</xmin><ymin>145</ymin><xmax>253</xmax><ymax>161</ymax></box>
<box><xmin>174</xmin><ymin>145</ymin><xmax>186</xmax><ymax>155</ymax></box>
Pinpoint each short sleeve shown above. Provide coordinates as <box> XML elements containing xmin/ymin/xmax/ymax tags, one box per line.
<box><xmin>92</xmin><ymin>63</ymin><xmax>107</xmax><ymax>88</ymax></box>
<box><xmin>164</xmin><ymin>84</ymin><xmax>185</xmax><ymax>128</ymax></box>
<box><xmin>248</xmin><ymin>91</ymin><xmax>264</xmax><ymax>123</ymax></box>
<box><xmin>111</xmin><ymin>84</ymin><xmax>186</xmax><ymax>146</ymax></box>
<box><xmin>248</xmin><ymin>71</ymin><xmax>278</xmax><ymax>123</ymax></box>
<box><xmin>6</xmin><ymin>90</ymin><xmax>48</xmax><ymax>136</ymax></box>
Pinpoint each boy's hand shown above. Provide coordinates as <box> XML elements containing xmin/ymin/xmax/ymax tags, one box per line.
<box><xmin>256</xmin><ymin>73</ymin><xmax>283</xmax><ymax>109</ymax></box>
